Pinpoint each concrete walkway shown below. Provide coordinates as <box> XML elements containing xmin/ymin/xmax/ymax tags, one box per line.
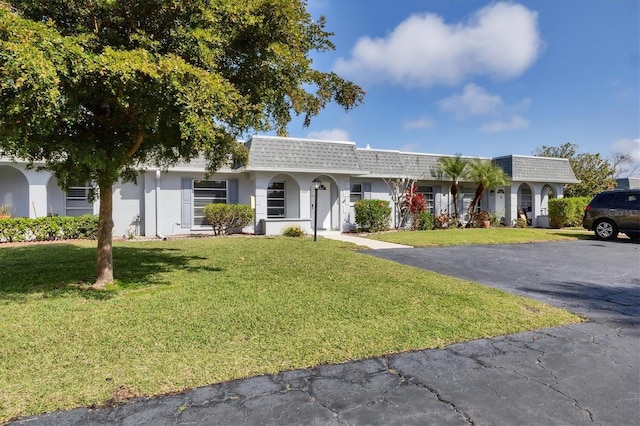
<box><xmin>317</xmin><ymin>230</ymin><xmax>412</xmax><ymax>249</ymax></box>
<box><xmin>11</xmin><ymin>240</ymin><xmax>640</xmax><ymax>425</ymax></box>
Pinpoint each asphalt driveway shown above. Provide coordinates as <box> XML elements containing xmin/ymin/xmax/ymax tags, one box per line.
<box><xmin>12</xmin><ymin>239</ymin><xmax>640</xmax><ymax>425</ymax></box>
<box><xmin>368</xmin><ymin>239</ymin><xmax>640</xmax><ymax>327</ymax></box>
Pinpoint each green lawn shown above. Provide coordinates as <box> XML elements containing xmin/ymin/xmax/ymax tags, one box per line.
<box><xmin>366</xmin><ymin>227</ymin><xmax>592</xmax><ymax>247</ymax></box>
<box><xmin>0</xmin><ymin>237</ymin><xmax>582</xmax><ymax>422</ymax></box>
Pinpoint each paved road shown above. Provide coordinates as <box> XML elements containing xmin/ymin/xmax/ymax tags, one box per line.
<box><xmin>12</xmin><ymin>239</ymin><xmax>640</xmax><ymax>425</ymax></box>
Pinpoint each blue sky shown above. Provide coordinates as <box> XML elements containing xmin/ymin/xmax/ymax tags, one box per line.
<box><xmin>281</xmin><ymin>0</ymin><xmax>639</xmax><ymax>169</ymax></box>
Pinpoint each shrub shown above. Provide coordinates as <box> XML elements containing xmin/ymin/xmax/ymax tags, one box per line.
<box><xmin>354</xmin><ymin>199</ymin><xmax>391</xmax><ymax>232</ymax></box>
<box><xmin>434</xmin><ymin>212</ymin><xmax>451</xmax><ymax>229</ymax></box>
<box><xmin>282</xmin><ymin>224</ymin><xmax>305</xmax><ymax>237</ymax></box>
<box><xmin>548</xmin><ymin>197</ymin><xmax>590</xmax><ymax>228</ymax></box>
<box><xmin>203</xmin><ymin>204</ymin><xmax>254</xmax><ymax>236</ymax></box>
<box><xmin>417</xmin><ymin>211</ymin><xmax>436</xmax><ymax>230</ymax></box>
<box><xmin>515</xmin><ymin>217</ymin><xmax>528</xmax><ymax>228</ymax></box>
<box><xmin>0</xmin><ymin>215</ymin><xmax>99</xmax><ymax>243</ymax></box>
<box><xmin>402</xmin><ymin>184</ymin><xmax>426</xmax><ymax>229</ymax></box>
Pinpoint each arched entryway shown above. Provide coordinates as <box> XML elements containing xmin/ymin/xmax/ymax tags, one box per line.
<box><xmin>540</xmin><ymin>184</ymin><xmax>555</xmax><ymax>216</ymax></box>
<box><xmin>517</xmin><ymin>183</ymin><xmax>533</xmax><ymax>224</ymax></box>
<box><xmin>0</xmin><ymin>165</ymin><xmax>29</xmax><ymax>217</ymax></box>
<box><xmin>310</xmin><ymin>175</ymin><xmax>339</xmax><ymax>231</ymax></box>
<box><xmin>267</xmin><ymin>174</ymin><xmax>300</xmax><ymax>219</ymax></box>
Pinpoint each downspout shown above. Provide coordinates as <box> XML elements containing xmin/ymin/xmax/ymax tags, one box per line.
<box><xmin>155</xmin><ymin>169</ymin><xmax>166</xmax><ymax>240</ymax></box>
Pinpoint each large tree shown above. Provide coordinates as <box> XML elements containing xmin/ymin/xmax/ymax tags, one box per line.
<box><xmin>434</xmin><ymin>154</ymin><xmax>469</xmax><ymax>217</ymax></box>
<box><xmin>533</xmin><ymin>143</ymin><xmax>615</xmax><ymax>198</ymax></box>
<box><xmin>0</xmin><ymin>0</ymin><xmax>364</xmax><ymax>287</ymax></box>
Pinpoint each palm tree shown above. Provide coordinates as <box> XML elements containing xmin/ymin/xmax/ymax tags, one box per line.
<box><xmin>466</xmin><ymin>159</ymin><xmax>510</xmax><ymax>219</ymax></box>
<box><xmin>435</xmin><ymin>154</ymin><xmax>469</xmax><ymax>218</ymax></box>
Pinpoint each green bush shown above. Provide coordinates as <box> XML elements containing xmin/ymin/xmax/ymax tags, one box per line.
<box><xmin>282</xmin><ymin>224</ymin><xmax>305</xmax><ymax>237</ymax></box>
<box><xmin>0</xmin><ymin>215</ymin><xmax>99</xmax><ymax>243</ymax></box>
<box><xmin>548</xmin><ymin>197</ymin><xmax>590</xmax><ymax>228</ymax></box>
<box><xmin>203</xmin><ymin>204</ymin><xmax>254</xmax><ymax>236</ymax></box>
<box><xmin>354</xmin><ymin>199</ymin><xmax>391</xmax><ymax>232</ymax></box>
<box><xmin>417</xmin><ymin>211</ymin><xmax>436</xmax><ymax>230</ymax></box>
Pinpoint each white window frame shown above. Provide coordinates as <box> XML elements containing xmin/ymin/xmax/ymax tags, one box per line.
<box><xmin>193</xmin><ymin>180</ymin><xmax>227</xmax><ymax>228</ymax></box>
<box><xmin>267</xmin><ymin>181</ymin><xmax>286</xmax><ymax>218</ymax></box>
<box><xmin>416</xmin><ymin>184</ymin><xmax>434</xmax><ymax>214</ymax></box>
<box><xmin>65</xmin><ymin>184</ymin><xmax>93</xmax><ymax>216</ymax></box>
<box><xmin>350</xmin><ymin>183</ymin><xmax>363</xmax><ymax>204</ymax></box>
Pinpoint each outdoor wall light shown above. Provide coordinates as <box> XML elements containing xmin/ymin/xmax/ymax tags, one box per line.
<box><xmin>312</xmin><ymin>178</ymin><xmax>326</xmax><ymax>241</ymax></box>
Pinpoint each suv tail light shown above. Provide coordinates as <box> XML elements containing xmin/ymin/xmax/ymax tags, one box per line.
<box><xmin>585</xmin><ymin>205</ymin><xmax>591</xmax><ymax>212</ymax></box>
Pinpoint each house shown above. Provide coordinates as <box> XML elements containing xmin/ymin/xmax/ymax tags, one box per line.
<box><xmin>0</xmin><ymin>135</ymin><xmax>579</xmax><ymax>237</ymax></box>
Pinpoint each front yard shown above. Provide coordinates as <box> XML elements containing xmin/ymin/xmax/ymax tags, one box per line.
<box><xmin>0</xmin><ymin>236</ymin><xmax>582</xmax><ymax>422</ymax></box>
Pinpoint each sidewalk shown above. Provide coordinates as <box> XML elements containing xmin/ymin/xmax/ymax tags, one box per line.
<box><xmin>317</xmin><ymin>231</ymin><xmax>412</xmax><ymax>249</ymax></box>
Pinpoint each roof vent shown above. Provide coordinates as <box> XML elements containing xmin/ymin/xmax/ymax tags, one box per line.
<box><xmin>365</xmin><ymin>144</ymin><xmax>371</xmax><ymax>149</ymax></box>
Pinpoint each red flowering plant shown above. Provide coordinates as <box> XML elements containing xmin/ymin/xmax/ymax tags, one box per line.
<box><xmin>402</xmin><ymin>184</ymin><xmax>427</xmax><ymax>230</ymax></box>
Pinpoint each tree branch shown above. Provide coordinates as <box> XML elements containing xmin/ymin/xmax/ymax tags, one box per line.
<box><xmin>125</xmin><ymin>133</ymin><xmax>144</xmax><ymax>161</ymax></box>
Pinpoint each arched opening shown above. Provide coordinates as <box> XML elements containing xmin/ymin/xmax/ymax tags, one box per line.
<box><xmin>540</xmin><ymin>184</ymin><xmax>555</xmax><ymax>216</ymax></box>
<box><xmin>310</xmin><ymin>175</ymin><xmax>339</xmax><ymax>231</ymax></box>
<box><xmin>267</xmin><ymin>174</ymin><xmax>300</xmax><ymax>219</ymax></box>
<box><xmin>0</xmin><ymin>165</ymin><xmax>29</xmax><ymax>217</ymax></box>
<box><xmin>46</xmin><ymin>175</ymin><xmax>65</xmax><ymax>216</ymax></box>
<box><xmin>517</xmin><ymin>183</ymin><xmax>533</xmax><ymax>225</ymax></box>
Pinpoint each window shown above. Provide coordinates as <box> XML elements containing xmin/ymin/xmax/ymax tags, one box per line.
<box><xmin>267</xmin><ymin>181</ymin><xmax>285</xmax><ymax>218</ymax></box>
<box><xmin>416</xmin><ymin>184</ymin><xmax>434</xmax><ymax>213</ymax></box>
<box><xmin>193</xmin><ymin>180</ymin><xmax>226</xmax><ymax>227</ymax></box>
<box><xmin>519</xmin><ymin>185</ymin><xmax>532</xmax><ymax>212</ymax></box>
<box><xmin>65</xmin><ymin>184</ymin><xmax>93</xmax><ymax>216</ymax></box>
<box><xmin>350</xmin><ymin>183</ymin><xmax>363</xmax><ymax>203</ymax></box>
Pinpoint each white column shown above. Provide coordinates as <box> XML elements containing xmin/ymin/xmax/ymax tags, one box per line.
<box><xmin>23</xmin><ymin>169</ymin><xmax>51</xmax><ymax>218</ymax></box>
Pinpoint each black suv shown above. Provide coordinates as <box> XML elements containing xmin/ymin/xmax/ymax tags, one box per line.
<box><xmin>583</xmin><ymin>189</ymin><xmax>640</xmax><ymax>241</ymax></box>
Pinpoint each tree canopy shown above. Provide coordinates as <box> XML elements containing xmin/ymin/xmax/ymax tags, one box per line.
<box><xmin>465</xmin><ymin>159</ymin><xmax>510</xmax><ymax>219</ymax></box>
<box><xmin>434</xmin><ymin>154</ymin><xmax>469</xmax><ymax>217</ymax></box>
<box><xmin>533</xmin><ymin>143</ymin><xmax>615</xmax><ymax>198</ymax></box>
<box><xmin>0</xmin><ymin>0</ymin><xmax>364</xmax><ymax>286</ymax></box>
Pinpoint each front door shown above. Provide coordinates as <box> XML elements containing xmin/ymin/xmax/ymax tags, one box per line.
<box><xmin>311</xmin><ymin>181</ymin><xmax>331</xmax><ymax>230</ymax></box>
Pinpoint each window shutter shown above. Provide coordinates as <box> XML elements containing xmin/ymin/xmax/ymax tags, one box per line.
<box><xmin>363</xmin><ymin>182</ymin><xmax>372</xmax><ymax>200</ymax></box>
<box><xmin>181</xmin><ymin>178</ymin><xmax>192</xmax><ymax>228</ymax></box>
<box><xmin>228</xmin><ymin>179</ymin><xmax>239</xmax><ymax>204</ymax></box>
<box><xmin>433</xmin><ymin>185</ymin><xmax>441</xmax><ymax>214</ymax></box>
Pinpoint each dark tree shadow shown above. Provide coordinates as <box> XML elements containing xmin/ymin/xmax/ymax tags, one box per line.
<box><xmin>0</xmin><ymin>243</ymin><xmax>223</xmax><ymax>302</ymax></box>
<box><xmin>518</xmin><ymin>280</ymin><xmax>640</xmax><ymax>326</ymax></box>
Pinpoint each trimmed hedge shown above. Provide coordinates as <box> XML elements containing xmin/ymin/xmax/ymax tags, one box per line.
<box><xmin>203</xmin><ymin>203</ymin><xmax>254</xmax><ymax>236</ymax></box>
<box><xmin>0</xmin><ymin>215</ymin><xmax>99</xmax><ymax>243</ymax></box>
<box><xmin>354</xmin><ymin>199</ymin><xmax>391</xmax><ymax>232</ymax></box>
<box><xmin>548</xmin><ymin>197</ymin><xmax>590</xmax><ymax>228</ymax></box>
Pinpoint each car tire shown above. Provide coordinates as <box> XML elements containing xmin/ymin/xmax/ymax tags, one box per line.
<box><xmin>594</xmin><ymin>219</ymin><xmax>618</xmax><ymax>240</ymax></box>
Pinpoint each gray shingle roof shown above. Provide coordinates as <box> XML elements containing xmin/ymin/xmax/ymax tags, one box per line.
<box><xmin>398</xmin><ymin>153</ymin><xmax>442</xmax><ymax>180</ymax></box>
<box><xmin>245</xmin><ymin>136</ymin><xmax>364</xmax><ymax>174</ymax></box>
<box><xmin>494</xmin><ymin>155</ymin><xmax>579</xmax><ymax>183</ymax></box>
<box><xmin>355</xmin><ymin>150</ymin><xmax>404</xmax><ymax>177</ymax></box>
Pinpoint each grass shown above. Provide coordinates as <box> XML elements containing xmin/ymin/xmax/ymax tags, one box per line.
<box><xmin>0</xmin><ymin>236</ymin><xmax>582</xmax><ymax>422</ymax></box>
<box><xmin>366</xmin><ymin>227</ymin><xmax>592</xmax><ymax>247</ymax></box>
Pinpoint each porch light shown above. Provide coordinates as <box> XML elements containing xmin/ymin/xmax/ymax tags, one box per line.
<box><xmin>312</xmin><ymin>178</ymin><xmax>326</xmax><ymax>241</ymax></box>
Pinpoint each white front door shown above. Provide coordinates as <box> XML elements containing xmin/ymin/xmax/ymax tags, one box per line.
<box><xmin>311</xmin><ymin>181</ymin><xmax>331</xmax><ymax>230</ymax></box>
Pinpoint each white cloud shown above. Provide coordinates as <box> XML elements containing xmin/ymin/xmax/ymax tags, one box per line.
<box><xmin>611</xmin><ymin>138</ymin><xmax>640</xmax><ymax>162</ymax></box>
<box><xmin>403</xmin><ymin>116</ymin><xmax>436</xmax><ymax>129</ymax></box>
<box><xmin>334</xmin><ymin>2</ymin><xmax>541</xmax><ymax>88</ymax></box>
<box><xmin>439</xmin><ymin>83</ymin><xmax>503</xmax><ymax>119</ymax></box>
<box><xmin>480</xmin><ymin>116</ymin><xmax>529</xmax><ymax>133</ymax></box>
<box><xmin>306</xmin><ymin>128</ymin><xmax>351</xmax><ymax>141</ymax></box>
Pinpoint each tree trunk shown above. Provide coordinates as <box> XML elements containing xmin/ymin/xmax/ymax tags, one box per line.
<box><xmin>94</xmin><ymin>177</ymin><xmax>114</xmax><ymax>289</ymax></box>
<box><xmin>451</xmin><ymin>183</ymin><xmax>459</xmax><ymax>217</ymax></box>
<box><xmin>467</xmin><ymin>184</ymin><xmax>485</xmax><ymax>220</ymax></box>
